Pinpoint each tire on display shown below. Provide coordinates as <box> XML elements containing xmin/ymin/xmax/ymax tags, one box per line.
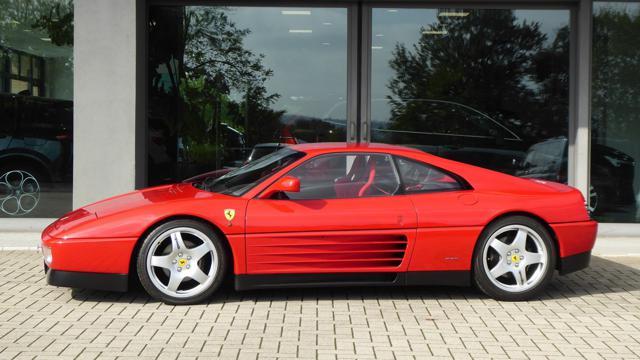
<box><xmin>473</xmin><ymin>215</ymin><xmax>556</xmax><ymax>301</ymax></box>
<box><xmin>136</xmin><ymin>219</ymin><xmax>227</xmax><ymax>305</ymax></box>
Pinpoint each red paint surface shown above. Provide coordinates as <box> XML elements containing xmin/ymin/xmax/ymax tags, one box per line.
<box><xmin>42</xmin><ymin>142</ymin><xmax>596</xmax><ymax>277</ymax></box>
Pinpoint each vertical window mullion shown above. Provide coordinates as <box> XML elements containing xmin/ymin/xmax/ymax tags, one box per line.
<box><xmin>359</xmin><ymin>4</ymin><xmax>372</xmax><ymax>143</ymax></box>
<box><xmin>347</xmin><ymin>3</ymin><xmax>359</xmax><ymax>143</ymax></box>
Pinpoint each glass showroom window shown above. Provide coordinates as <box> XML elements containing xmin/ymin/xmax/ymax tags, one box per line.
<box><xmin>370</xmin><ymin>7</ymin><xmax>571</xmax><ymax>180</ymax></box>
<box><xmin>591</xmin><ymin>2</ymin><xmax>640</xmax><ymax>222</ymax></box>
<box><xmin>148</xmin><ymin>6</ymin><xmax>348</xmax><ymax>185</ymax></box>
<box><xmin>0</xmin><ymin>1</ymin><xmax>74</xmax><ymax>218</ymax></box>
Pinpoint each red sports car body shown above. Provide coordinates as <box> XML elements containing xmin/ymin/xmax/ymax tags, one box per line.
<box><xmin>42</xmin><ymin>143</ymin><xmax>596</xmax><ymax>304</ymax></box>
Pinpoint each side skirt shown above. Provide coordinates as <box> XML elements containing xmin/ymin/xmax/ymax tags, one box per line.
<box><xmin>235</xmin><ymin>271</ymin><xmax>470</xmax><ymax>291</ymax></box>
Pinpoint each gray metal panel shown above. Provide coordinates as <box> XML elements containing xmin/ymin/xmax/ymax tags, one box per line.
<box><xmin>359</xmin><ymin>4</ymin><xmax>372</xmax><ymax>143</ymax></box>
<box><xmin>568</xmin><ymin>5</ymin><xmax>578</xmax><ymax>187</ymax></box>
<box><xmin>137</xmin><ymin>0</ymin><xmax>148</xmax><ymax>188</ymax></box>
<box><xmin>347</xmin><ymin>4</ymin><xmax>359</xmax><ymax>143</ymax></box>
<box><xmin>572</xmin><ymin>0</ymin><xmax>592</xmax><ymax>200</ymax></box>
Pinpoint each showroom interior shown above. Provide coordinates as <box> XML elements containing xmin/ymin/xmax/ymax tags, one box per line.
<box><xmin>0</xmin><ymin>0</ymin><xmax>639</xmax><ymax>238</ymax></box>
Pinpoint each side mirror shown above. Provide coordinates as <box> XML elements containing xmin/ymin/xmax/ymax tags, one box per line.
<box><xmin>259</xmin><ymin>176</ymin><xmax>300</xmax><ymax>199</ymax></box>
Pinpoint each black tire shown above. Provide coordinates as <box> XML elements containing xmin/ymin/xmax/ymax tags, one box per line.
<box><xmin>136</xmin><ymin>219</ymin><xmax>227</xmax><ymax>305</ymax></box>
<box><xmin>472</xmin><ymin>216</ymin><xmax>556</xmax><ymax>301</ymax></box>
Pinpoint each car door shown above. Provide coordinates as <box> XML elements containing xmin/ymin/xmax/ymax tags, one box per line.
<box><xmin>393</xmin><ymin>156</ymin><xmax>485</xmax><ymax>273</ymax></box>
<box><xmin>244</xmin><ymin>152</ymin><xmax>417</xmax><ymax>274</ymax></box>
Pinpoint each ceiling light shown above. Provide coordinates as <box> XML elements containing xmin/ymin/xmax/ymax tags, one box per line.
<box><xmin>438</xmin><ymin>11</ymin><xmax>469</xmax><ymax>17</ymax></box>
<box><xmin>387</xmin><ymin>9</ymin><xmax>399</xmax><ymax>13</ymax></box>
<box><xmin>321</xmin><ymin>42</ymin><xmax>331</xmax><ymax>46</ymax></box>
<box><xmin>322</xmin><ymin>22</ymin><xmax>333</xmax><ymax>26</ymax></box>
<box><xmin>282</xmin><ymin>10</ymin><xmax>311</xmax><ymax>15</ymax></box>
<box><xmin>372</xmin><ymin>46</ymin><xmax>384</xmax><ymax>50</ymax></box>
<box><xmin>422</xmin><ymin>30</ymin><xmax>448</xmax><ymax>35</ymax></box>
<box><xmin>40</xmin><ymin>38</ymin><xmax>52</xmax><ymax>42</ymax></box>
<box><xmin>289</xmin><ymin>29</ymin><xmax>313</xmax><ymax>34</ymax></box>
<box><xmin>375</xmin><ymin>33</ymin><xmax>384</xmax><ymax>37</ymax></box>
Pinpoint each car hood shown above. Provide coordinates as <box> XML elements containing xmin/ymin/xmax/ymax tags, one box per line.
<box><xmin>83</xmin><ymin>184</ymin><xmax>209</xmax><ymax>218</ymax></box>
<box><xmin>45</xmin><ymin>184</ymin><xmax>233</xmax><ymax>238</ymax></box>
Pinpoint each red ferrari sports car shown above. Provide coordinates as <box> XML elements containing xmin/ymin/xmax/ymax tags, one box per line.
<box><xmin>41</xmin><ymin>143</ymin><xmax>597</xmax><ymax>304</ymax></box>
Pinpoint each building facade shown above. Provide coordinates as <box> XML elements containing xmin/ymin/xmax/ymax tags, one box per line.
<box><xmin>1</xmin><ymin>0</ymin><xmax>639</xmax><ymax>235</ymax></box>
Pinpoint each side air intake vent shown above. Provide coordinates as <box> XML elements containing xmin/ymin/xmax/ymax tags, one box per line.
<box><xmin>247</xmin><ymin>234</ymin><xmax>408</xmax><ymax>273</ymax></box>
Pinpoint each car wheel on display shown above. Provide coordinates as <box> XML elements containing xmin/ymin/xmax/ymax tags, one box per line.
<box><xmin>136</xmin><ymin>220</ymin><xmax>227</xmax><ymax>305</ymax></box>
<box><xmin>473</xmin><ymin>216</ymin><xmax>556</xmax><ymax>301</ymax></box>
<box><xmin>0</xmin><ymin>167</ymin><xmax>41</xmax><ymax>216</ymax></box>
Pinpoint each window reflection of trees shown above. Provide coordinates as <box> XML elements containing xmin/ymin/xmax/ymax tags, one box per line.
<box><xmin>592</xmin><ymin>6</ymin><xmax>640</xmax><ymax>145</ymax></box>
<box><xmin>591</xmin><ymin>4</ymin><xmax>640</xmax><ymax>222</ymax></box>
<box><xmin>149</xmin><ymin>7</ymin><xmax>282</xmax><ymax>182</ymax></box>
<box><xmin>385</xmin><ymin>10</ymin><xmax>569</xmax><ymax>147</ymax></box>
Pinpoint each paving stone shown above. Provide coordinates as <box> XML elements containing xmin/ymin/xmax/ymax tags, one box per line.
<box><xmin>0</xmin><ymin>251</ymin><xmax>640</xmax><ymax>359</ymax></box>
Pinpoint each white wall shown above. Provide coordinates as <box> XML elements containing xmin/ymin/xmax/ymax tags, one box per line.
<box><xmin>73</xmin><ymin>0</ymin><xmax>141</xmax><ymax>208</ymax></box>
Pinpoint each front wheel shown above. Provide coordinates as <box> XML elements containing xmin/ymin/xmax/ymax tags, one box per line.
<box><xmin>473</xmin><ymin>216</ymin><xmax>556</xmax><ymax>301</ymax></box>
<box><xmin>137</xmin><ymin>220</ymin><xmax>227</xmax><ymax>305</ymax></box>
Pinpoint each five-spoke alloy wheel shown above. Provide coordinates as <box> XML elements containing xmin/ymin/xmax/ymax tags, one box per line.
<box><xmin>473</xmin><ymin>216</ymin><xmax>556</xmax><ymax>301</ymax></box>
<box><xmin>137</xmin><ymin>220</ymin><xmax>227</xmax><ymax>304</ymax></box>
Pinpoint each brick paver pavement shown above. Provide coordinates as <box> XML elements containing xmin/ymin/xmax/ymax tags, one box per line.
<box><xmin>0</xmin><ymin>250</ymin><xmax>639</xmax><ymax>359</ymax></box>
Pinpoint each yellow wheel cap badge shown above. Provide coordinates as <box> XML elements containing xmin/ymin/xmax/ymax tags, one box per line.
<box><xmin>511</xmin><ymin>255</ymin><xmax>519</xmax><ymax>263</ymax></box>
<box><xmin>178</xmin><ymin>258</ymin><xmax>187</xmax><ymax>267</ymax></box>
<box><xmin>224</xmin><ymin>209</ymin><xmax>236</xmax><ymax>222</ymax></box>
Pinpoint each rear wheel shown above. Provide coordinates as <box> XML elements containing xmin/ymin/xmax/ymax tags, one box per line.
<box><xmin>137</xmin><ymin>220</ymin><xmax>227</xmax><ymax>305</ymax></box>
<box><xmin>473</xmin><ymin>216</ymin><xmax>556</xmax><ymax>301</ymax></box>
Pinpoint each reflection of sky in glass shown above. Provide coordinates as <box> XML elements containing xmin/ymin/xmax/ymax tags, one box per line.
<box><xmin>371</xmin><ymin>8</ymin><xmax>570</xmax><ymax>122</ymax></box>
<box><xmin>594</xmin><ymin>1</ymin><xmax>640</xmax><ymax>15</ymax></box>
<box><xmin>220</xmin><ymin>7</ymin><xmax>348</xmax><ymax>121</ymax></box>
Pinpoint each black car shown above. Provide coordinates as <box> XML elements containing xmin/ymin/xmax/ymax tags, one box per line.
<box><xmin>516</xmin><ymin>136</ymin><xmax>635</xmax><ymax>214</ymax></box>
<box><xmin>0</xmin><ymin>93</ymin><xmax>72</xmax><ymax>216</ymax></box>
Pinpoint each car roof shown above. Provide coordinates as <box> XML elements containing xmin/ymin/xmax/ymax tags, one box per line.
<box><xmin>288</xmin><ymin>142</ymin><xmax>425</xmax><ymax>156</ymax></box>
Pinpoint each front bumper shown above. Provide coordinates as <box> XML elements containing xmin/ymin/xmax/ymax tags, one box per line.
<box><xmin>45</xmin><ymin>264</ymin><xmax>128</xmax><ymax>292</ymax></box>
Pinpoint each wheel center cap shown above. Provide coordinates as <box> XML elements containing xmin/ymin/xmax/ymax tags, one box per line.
<box><xmin>511</xmin><ymin>254</ymin><xmax>520</xmax><ymax>264</ymax></box>
<box><xmin>178</xmin><ymin>258</ymin><xmax>188</xmax><ymax>267</ymax></box>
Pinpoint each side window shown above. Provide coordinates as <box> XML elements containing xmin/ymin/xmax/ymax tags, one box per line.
<box><xmin>284</xmin><ymin>153</ymin><xmax>400</xmax><ymax>200</ymax></box>
<box><xmin>395</xmin><ymin>157</ymin><xmax>463</xmax><ymax>193</ymax></box>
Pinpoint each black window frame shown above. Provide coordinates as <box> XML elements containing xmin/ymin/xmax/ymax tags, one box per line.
<box><xmin>0</xmin><ymin>47</ymin><xmax>45</xmax><ymax>97</ymax></box>
<box><xmin>392</xmin><ymin>155</ymin><xmax>472</xmax><ymax>195</ymax></box>
<box><xmin>142</xmin><ymin>1</ymin><xmax>579</xmax><ymax>192</ymax></box>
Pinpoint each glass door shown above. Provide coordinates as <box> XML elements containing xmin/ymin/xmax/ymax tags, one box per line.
<box><xmin>367</xmin><ymin>6</ymin><xmax>572</xmax><ymax>180</ymax></box>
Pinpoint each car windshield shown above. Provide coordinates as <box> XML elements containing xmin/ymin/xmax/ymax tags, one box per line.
<box><xmin>204</xmin><ymin>148</ymin><xmax>305</xmax><ymax>196</ymax></box>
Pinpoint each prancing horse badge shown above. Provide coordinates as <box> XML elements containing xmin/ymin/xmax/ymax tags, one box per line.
<box><xmin>224</xmin><ymin>209</ymin><xmax>236</xmax><ymax>226</ymax></box>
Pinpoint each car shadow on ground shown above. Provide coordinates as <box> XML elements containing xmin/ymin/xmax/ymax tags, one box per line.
<box><xmin>70</xmin><ymin>256</ymin><xmax>640</xmax><ymax>305</ymax></box>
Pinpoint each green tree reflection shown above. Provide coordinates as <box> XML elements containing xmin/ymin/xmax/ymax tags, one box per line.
<box><xmin>592</xmin><ymin>6</ymin><xmax>640</xmax><ymax>142</ymax></box>
<box><xmin>148</xmin><ymin>7</ymin><xmax>281</xmax><ymax>180</ymax></box>
<box><xmin>386</xmin><ymin>9</ymin><xmax>569</xmax><ymax>144</ymax></box>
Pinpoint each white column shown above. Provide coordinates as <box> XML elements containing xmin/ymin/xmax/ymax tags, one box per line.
<box><xmin>73</xmin><ymin>0</ymin><xmax>143</xmax><ymax>208</ymax></box>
